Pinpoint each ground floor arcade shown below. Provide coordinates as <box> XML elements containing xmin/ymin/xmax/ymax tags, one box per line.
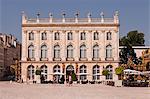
<box><xmin>21</xmin><ymin>62</ymin><xmax>119</xmax><ymax>83</ymax></box>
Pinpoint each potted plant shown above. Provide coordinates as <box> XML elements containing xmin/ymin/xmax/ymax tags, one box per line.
<box><xmin>102</xmin><ymin>69</ymin><xmax>109</xmax><ymax>76</ymax></box>
<box><xmin>115</xmin><ymin>66</ymin><xmax>124</xmax><ymax>87</ymax></box>
<box><xmin>115</xmin><ymin>66</ymin><xmax>124</xmax><ymax>80</ymax></box>
<box><xmin>71</xmin><ymin>72</ymin><xmax>77</xmax><ymax>84</ymax></box>
<box><xmin>35</xmin><ymin>66</ymin><xmax>41</xmax><ymax>84</ymax></box>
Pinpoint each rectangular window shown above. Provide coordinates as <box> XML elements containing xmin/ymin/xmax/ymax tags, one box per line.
<box><xmin>81</xmin><ymin>32</ymin><xmax>86</xmax><ymax>40</ymax></box>
<box><xmin>107</xmin><ymin>32</ymin><xmax>112</xmax><ymax>40</ymax></box>
<box><xmin>42</xmin><ymin>32</ymin><xmax>47</xmax><ymax>40</ymax></box>
<box><xmin>68</xmin><ymin>32</ymin><xmax>73</xmax><ymax>40</ymax></box>
<box><xmin>29</xmin><ymin>32</ymin><xmax>34</xmax><ymax>40</ymax></box>
<box><xmin>54</xmin><ymin>32</ymin><xmax>60</xmax><ymax>40</ymax></box>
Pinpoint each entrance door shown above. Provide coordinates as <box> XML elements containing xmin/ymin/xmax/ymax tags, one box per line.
<box><xmin>66</xmin><ymin>65</ymin><xmax>74</xmax><ymax>81</ymax></box>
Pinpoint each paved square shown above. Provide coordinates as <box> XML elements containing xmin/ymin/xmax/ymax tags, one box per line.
<box><xmin>0</xmin><ymin>82</ymin><xmax>149</xmax><ymax>99</ymax></box>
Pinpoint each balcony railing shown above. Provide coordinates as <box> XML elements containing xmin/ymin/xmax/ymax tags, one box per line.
<box><xmin>40</xmin><ymin>58</ymin><xmax>48</xmax><ymax>61</ymax></box>
<box><xmin>53</xmin><ymin>57</ymin><xmax>61</xmax><ymax>61</ymax></box>
<box><xmin>79</xmin><ymin>57</ymin><xmax>88</xmax><ymax>61</ymax></box>
<box><xmin>66</xmin><ymin>57</ymin><xmax>74</xmax><ymax>61</ymax></box>
<box><xmin>105</xmin><ymin>57</ymin><xmax>114</xmax><ymax>61</ymax></box>
<box><xmin>92</xmin><ymin>58</ymin><xmax>101</xmax><ymax>61</ymax></box>
<box><xmin>27</xmin><ymin>57</ymin><xmax>35</xmax><ymax>61</ymax></box>
<box><xmin>25</xmin><ymin>18</ymin><xmax>115</xmax><ymax>24</ymax></box>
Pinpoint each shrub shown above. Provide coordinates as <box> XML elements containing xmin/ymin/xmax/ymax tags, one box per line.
<box><xmin>115</xmin><ymin>66</ymin><xmax>124</xmax><ymax>75</ymax></box>
<box><xmin>102</xmin><ymin>69</ymin><xmax>109</xmax><ymax>76</ymax></box>
<box><xmin>71</xmin><ymin>72</ymin><xmax>77</xmax><ymax>81</ymax></box>
<box><xmin>35</xmin><ymin>69</ymin><xmax>41</xmax><ymax>75</ymax></box>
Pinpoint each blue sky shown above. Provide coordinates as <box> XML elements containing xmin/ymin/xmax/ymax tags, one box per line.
<box><xmin>0</xmin><ymin>0</ymin><xmax>150</xmax><ymax>45</ymax></box>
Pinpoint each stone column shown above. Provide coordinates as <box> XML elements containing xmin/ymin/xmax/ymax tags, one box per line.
<box><xmin>101</xmin><ymin>30</ymin><xmax>105</xmax><ymax>61</ymax></box>
<box><xmin>49</xmin><ymin>31</ymin><xmax>53</xmax><ymax>61</ymax></box>
<box><xmin>62</xmin><ymin>30</ymin><xmax>66</xmax><ymax>61</ymax></box>
<box><xmin>46</xmin><ymin>31</ymin><xmax>52</xmax><ymax>61</ymax></box>
<box><xmin>47</xmin><ymin>64</ymin><xmax>51</xmax><ymax>80</ymax></box>
<box><xmin>116</xmin><ymin>29</ymin><xmax>119</xmax><ymax>61</ymax></box>
<box><xmin>35</xmin><ymin>31</ymin><xmax>40</xmax><ymax>61</ymax></box>
<box><xmin>21</xmin><ymin>63</ymin><xmax>27</xmax><ymax>82</ymax></box>
<box><xmin>74</xmin><ymin>30</ymin><xmax>79</xmax><ymax>61</ymax></box>
<box><xmin>87</xmin><ymin>63</ymin><xmax>92</xmax><ymax>81</ymax></box>
<box><xmin>100</xmin><ymin>65</ymin><xmax>105</xmax><ymax>81</ymax></box>
<box><xmin>21</xmin><ymin>30</ymin><xmax>27</xmax><ymax>61</ymax></box>
<box><xmin>87</xmin><ymin>30</ymin><xmax>92</xmax><ymax>61</ymax></box>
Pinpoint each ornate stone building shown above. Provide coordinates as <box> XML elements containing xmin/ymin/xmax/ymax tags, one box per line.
<box><xmin>21</xmin><ymin>11</ymin><xmax>120</xmax><ymax>82</ymax></box>
<box><xmin>141</xmin><ymin>49</ymin><xmax>150</xmax><ymax>71</ymax></box>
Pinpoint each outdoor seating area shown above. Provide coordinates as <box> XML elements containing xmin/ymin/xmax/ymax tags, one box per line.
<box><xmin>122</xmin><ymin>80</ymin><xmax>149</xmax><ymax>87</ymax></box>
<box><xmin>122</xmin><ymin>69</ymin><xmax>150</xmax><ymax>87</ymax></box>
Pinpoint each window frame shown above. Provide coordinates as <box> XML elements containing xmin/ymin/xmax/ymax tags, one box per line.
<box><xmin>41</xmin><ymin>32</ymin><xmax>47</xmax><ymax>40</ymax></box>
<box><xmin>81</xmin><ymin>32</ymin><xmax>86</xmax><ymax>40</ymax></box>
<box><xmin>94</xmin><ymin>32</ymin><xmax>99</xmax><ymax>40</ymax></box>
<box><xmin>29</xmin><ymin>32</ymin><xmax>34</xmax><ymax>40</ymax></box>
<box><xmin>80</xmin><ymin>45</ymin><xmax>86</xmax><ymax>58</ymax></box>
<box><xmin>67</xmin><ymin>32</ymin><xmax>73</xmax><ymax>40</ymax></box>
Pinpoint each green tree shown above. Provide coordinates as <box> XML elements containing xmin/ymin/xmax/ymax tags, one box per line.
<box><xmin>119</xmin><ymin>30</ymin><xmax>144</xmax><ymax>65</ymax></box>
<box><xmin>120</xmin><ymin>30</ymin><xmax>145</xmax><ymax>46</ymax></box>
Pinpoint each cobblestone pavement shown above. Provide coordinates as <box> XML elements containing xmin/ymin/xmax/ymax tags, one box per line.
<box><xmin>0</xmin><ymin>81</ymin><xmax>150</xmax><ymax>99</ymax></box>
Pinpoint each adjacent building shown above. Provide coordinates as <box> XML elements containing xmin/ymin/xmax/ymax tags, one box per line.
<box><xmin>21</xmin><ymin>11</ymin><xmax>120</xmax><ymax>82</ymax></box>
<box><xmin>141</xmin><ymin>49</ymin><xmax>150</xmax><ymax>71</ymax></box>
<box><xmin>0</xmin><ymin>33</ymin><xmax>21</xmax><ymax>80</ymax></box>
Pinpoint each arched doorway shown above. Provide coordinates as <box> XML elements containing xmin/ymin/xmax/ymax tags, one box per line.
<box><xmin>66</xmin><ymin>65</ymin><xmax>74</xmax><ymax>75</ymax></box>
<box><xmin>66</xmin><ymin>65</ymin><xmax>74</xmax><ymax>82</ymax></box>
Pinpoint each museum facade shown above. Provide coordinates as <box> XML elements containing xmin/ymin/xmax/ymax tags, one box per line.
<box><xmin>21</xmin><ymin>11</ymin><xmax>120</xmax><ymax>82</ymax></box>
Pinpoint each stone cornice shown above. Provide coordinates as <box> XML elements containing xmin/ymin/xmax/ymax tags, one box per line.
<box><xmin>22</xmin><ymin>23</ymin><xmax>120</xmax><ymax>27</ymax></box>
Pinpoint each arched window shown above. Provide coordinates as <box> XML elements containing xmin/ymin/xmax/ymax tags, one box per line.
<box><xmin>94</xmin><ymin>32</ymin><xmax>99</xmax><ymax>40</ymax></box>
<box><xmin>27</xmin><ymin>65</ymin><xmax>34</xmax><ymax>80</ymax></box>
<box><xmin>54</xmin><ymin>32</ymin><xmax>60</xmax><ymax>40</ymax></box>
<box><xmin>79</xmin><ymin>65</ymin><xmax>87</xmax><ymax>81</ymax></box>
<box><xmin>93</xmin><ymin>65</ymin><xmax>100</xmax><ymax>80</ymax></box>
<box><xmin>106</xmin><ymin>65</ymin><xmax>113</xmax><ymax>80</ymax></box>
<box><xmin>41</xmin><ymin>45</ymin><xmax>47</xmax><ymax>58</ymax></box>
<box><xmin>81</xmin><ymin>32</ymin><xmax>86</xmax><ymax>40</ymax></box>
<box><xmin>107</xmin><ymin>32</ymin><xmax>112</xmax><ymax>40</ymax></box>
<box><xmin>41</xmin><ymin>65</ymin><xmax>48</xmax><ymax>80</ymax></box>
<box><xmin>41</xmin><ymin>32</ymin><xmax>47</xmax><ymax>40</ymax></box>
<box><xmin>106</xmin><ymin>45</ymin><xmax>112</xmax><ymax>58</ymax></box>
<box><xmin>53</xmin><ymin>65</ymin><xmax>61</xmax><ymax>73</ymax></box>
<box><xmin>93</xmin><ymin>45</ymin><xmax>99</xmax><ymax>59</ymax></box>
<box><xmin>28</xmin><ymin>45</ymin><xmax>34</xmax><ymax>58</ymax></box>
<box><xmin>67</xmin><ymin>45</ymin><xmax>73</xmax><ymax>58</ymax></box>
<box><xmin>80</xmin><ymin>45</ymin><xmax>86</xmax><ymax>58</ymax></box>
<box><xmin>29</xmin><ymin>32</ymin><xmax>34</xmax><ymax>40</ymax></box>
<box><xmin>53</xmin><ymin>65</ymin><xmax>61</xmax><ymax>83</ymax></box>
<box><xmin>68</xmin><ymin>32</ymin><xmax>73</xmax><ymax>40</ymax></box>
<box><xmin>54</xmin><ymin>45</ymin><xmax>60</xmax><ymax>58</ymax></box>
